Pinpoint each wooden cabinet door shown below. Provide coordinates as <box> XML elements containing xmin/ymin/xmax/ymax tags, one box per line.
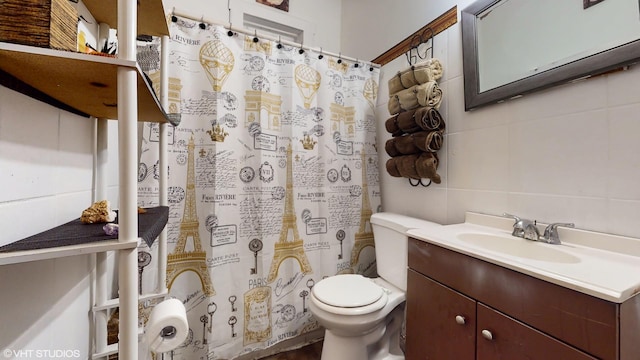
<box><xmin>476</xmin><ymin>303</ymin><xmax>598</xmax><ymax>360</ymax></box>
<box><xmin>406</xmin><ymin>269</ymin><xmax>476</xmax><ymax>360</ymax></box>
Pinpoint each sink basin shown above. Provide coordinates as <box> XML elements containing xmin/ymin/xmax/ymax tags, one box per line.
<box><xmin>457</xmin><ymin>233</ymin><xmax>581</xmax><ymax>264</ymax></box>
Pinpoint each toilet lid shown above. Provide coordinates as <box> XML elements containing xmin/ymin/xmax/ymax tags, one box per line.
<box><xmin>312</xmin><ymin>274</ymin><xmax>384</xmax><ymax>308</ymax></box>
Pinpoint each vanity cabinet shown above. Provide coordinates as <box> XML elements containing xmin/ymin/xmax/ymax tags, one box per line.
<box><xmin>406</xmin><ymin>238</ymin><xmax>640</xmax><ymax>360</ymax></box>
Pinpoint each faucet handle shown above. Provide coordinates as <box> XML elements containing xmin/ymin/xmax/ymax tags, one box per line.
<box><xmin>503</xmin><ymin>213</ymin><xmax>521</xmax><ymax>223</ymax></box>
<box><xmin>542</xmin><ymin>223</ymin><xmax>575</xmax><ymax>244</ymax></box>
<box><xmin>503</xmin><ymin>213</ymin><xmax>533</xmax><ymax>237</ymax></box>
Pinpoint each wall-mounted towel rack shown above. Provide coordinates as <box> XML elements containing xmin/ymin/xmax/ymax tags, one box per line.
<box><xmin>405</xmin><ymin>27</ymin><xmax>434</xmax><ymax>67</ymax></box>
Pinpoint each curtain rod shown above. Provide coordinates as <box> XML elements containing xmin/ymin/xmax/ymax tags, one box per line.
<box><xmin>170</xmin><ymin>9</ymin><xmax>381</xmax><ymax>69</ymax></box>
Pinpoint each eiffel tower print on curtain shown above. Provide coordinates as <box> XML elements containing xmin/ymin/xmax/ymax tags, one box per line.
<box><xmin>267</xmin><ymin>144</ymin><xmax>313</xmax><ymax>283</ymax></box>
<box><xmin>166</xmin><ymin>136</ymin><xmax>215</xmax><ymax>296</ymax></box>
<box><xmin>351</xmin><ymin>150</ymin><xmax>375</xmax><ymax>268</ymax></box>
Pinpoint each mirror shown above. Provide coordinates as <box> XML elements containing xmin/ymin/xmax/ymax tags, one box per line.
<box><xmin>462</xmin><ymin>0</ymin><xmax>640</xmax><ymax>111</ymax></box>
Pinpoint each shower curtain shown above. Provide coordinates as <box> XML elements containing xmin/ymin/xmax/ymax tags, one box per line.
<box><xmin>137</xmin><ymin>15</ymin><xmax>381</xmax><ymax>359</ymax></box>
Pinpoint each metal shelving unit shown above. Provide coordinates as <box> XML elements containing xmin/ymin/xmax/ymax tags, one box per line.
<box><xmin>0</xmin><ymin>1</ymin><xmax>171</xmax><ymax>359</ymax></box>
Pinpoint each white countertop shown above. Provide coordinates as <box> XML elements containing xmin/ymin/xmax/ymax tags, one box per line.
<box><xmin>406</xmin><ymin>212</ymin><xmax>640</xmax><ymax>303</ymax></box>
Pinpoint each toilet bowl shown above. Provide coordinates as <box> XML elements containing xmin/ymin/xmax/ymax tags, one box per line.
<box><xmin>309</xmin><ymin>213</ymin><xmax>441</xmax><ymax>360</ymax></box>
<box><xmin>309</xmin><ymin>275</ymin><xmax>406</xmax><ymax>360</ymax></box>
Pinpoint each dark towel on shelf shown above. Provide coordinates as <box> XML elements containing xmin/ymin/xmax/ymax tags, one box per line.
<box><xmin>384</xmin><ymin>106</ymin><xmax>445</xmax><ymax>136</ymax></box>
<box><xmin>385</xmin><ymin>135</ymin><xmax>420</xmax><ymax>156</ymax></box>
<box><xmin>385</xmin><ymin>153</ymin><xmax>441</xmax><ymax>184</ymax></box>
<box><xmin>415</xmin><ymin>107</ymin><xmax>445</xmax><ymax>132</ymax></box>
<box><xmin>412</xmin><ymin>131</ymin><xmax>443</xmax><ymax>153</ymax></box>
<box><xmin>385</xmin><ymin>130</ymin><xmax>443</xmax><ymax>156</ymax></box>
<box><xmin>395</xmin><ymin>154</ymin><xmax>422</xmax><ymax>180</ymax></box>
<box><xmin>386</xmin><ymin>158</ymin><xmax>401</xmax><ymax>177</ymax></box>
<box><xmin>385</xmin><ymin>138</ymin><xmax>402</xmax><ymax>157</ymax></box>
<box><xmin>416</xmin><ymin>152</ymin><xmax>441</xmax><ymax>184</ymax></box>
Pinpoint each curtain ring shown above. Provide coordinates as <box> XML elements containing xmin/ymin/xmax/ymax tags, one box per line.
<box><xmin>253</xmin><ymin>30</ymin><xmax>259</xmax><ymax>43</ymax></box>
<box><xmin>354</xmin><ymin>59</ymin><xmax>359</xmax><ymax>68</ymax></box>
<box><xmin>226</xmin><ymin>0</ymin><xmax>234</xmax><ymax>36</ymax></box>
<box><xmin>199</xmin><ymin>16</ymin><xmax>206</xmax><ymax>29</ymax></box>
<box><xmin>171</xmin><ymin>7</ymin><xmax>177</xmax><ymax>22</ymax></box>
<box><xmin>277</xmin><ymin>36</ymin><xmax>283</xmax><ymax>49</ymax></box>
<box><xmin>318</xmin><ymin>47</ymin><xmax>324</xmax><ymax>60</ymax></box>
<box><xmin>337</xmin><ymin>52</ymin><xmax>342</xmax><ymax>64</ymax></box>
<box><xmin>298</xmin><ymin>41</ymin><xmax>305</xmax><ymax>54</ymax></box>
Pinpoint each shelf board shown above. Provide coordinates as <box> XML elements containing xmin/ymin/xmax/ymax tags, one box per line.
<box><xmin>94</xmin><ymin>290</ymin><xmax>169</xmax><ymax>312</ymax></box>
<box><xmin>92</xmin><ymin>343</ymin><xmax>118</xmax><ymax>360</ymax></box>
<box><xmin>0</xmin><ymin>42</ymin><xmax>169</xmax><ymax>123</ymax></box>
<box><xmin>0</xmin><ymin>239</ymin><xmax>138</xmax><ymax>266</ymax></box>
<box><xmin>83</xmin><ymin>0</ymin><xmax>170</xmax><ymax>37</ymax></box>
<box><xmin>0</xmin><ymin>206</ymin><xmax>169</xmax><ymax>266</ymax></box>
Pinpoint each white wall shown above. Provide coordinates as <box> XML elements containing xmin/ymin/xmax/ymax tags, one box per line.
<box><xmin>0</xmin><ymin>0</ymin><xmax>343</xmax><ymax>358</ymax></box>
<box><xmin>341</xmin><ymin>0</ymin><xmax>455</xmax><ymax>61</ymax></box>
<box><xmin>0</xmin><ymin>86</ymin><xmax>106</xmax><ymax>358</ymax></box>
<box><xmin>165</xmin><ymin>0</ymin><xmax>342</xmax><ymax>54</ymax></box>
<box><xmin>343</xmin><ymin>0</ymin><xmax>640</xmax><ymax>239</ymax></box>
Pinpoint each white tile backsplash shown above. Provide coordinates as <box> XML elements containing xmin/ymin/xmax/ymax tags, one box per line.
<box><xmin>510</xmin><ymin>75</ymin><xmax>608</xmax><ymax>122</ymax></box>
<box><xmin>447</xmin><ymin>189</ymin><xmax>508</xmax><ymax>225</ymax></box>
<box><xmin>447</xmin><ymin>125</ymin><xmax>509</xmax><ymax>191</ymax></box>
<box><xmin>446</xmin><ymin>76</ymin><xmax>511</xmax><ymax>133</ymax></box>
<box><xmin>607</xmin><ymin>103</ymin><xmax>640</xmax><ymax>200</ymax></box>
<box><xmin>508</xmin><ymin>109</ymin><xmax>608</xmax><ymax>197</ymax></box>
<box><xmin>446</xmin><ymin>22</ymin><xmax>463</xmax><ymax>80</ymax></box>
<box><xmin>507</xmin><ymin>193</ymin><xmax>609</xmax><ymax>235</ymax></box>
<box><xmin>608</xmin><ymin>199</ymin><xmax>640</xmax><ymax>238</ymax></box>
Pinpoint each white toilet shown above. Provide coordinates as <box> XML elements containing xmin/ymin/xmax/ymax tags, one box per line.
<box><xmin>309</xmin><ymin>213</ymin><xmax>441</xmax><ymax>360</ymax></box>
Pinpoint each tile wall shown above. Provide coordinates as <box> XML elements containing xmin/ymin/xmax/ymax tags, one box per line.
<box><xmin>376</xmin><ymin>20</ymin><xmax>640</xmax><ymax>239</ymax></box>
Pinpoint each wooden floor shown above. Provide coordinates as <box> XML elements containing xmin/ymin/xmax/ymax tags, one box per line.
<box><xmin>258</xmin><ymin>341</ymin><xmax>323</xmax><ymax>360</ymax></box>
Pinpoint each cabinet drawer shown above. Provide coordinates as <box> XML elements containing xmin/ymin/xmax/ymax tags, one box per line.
<box><xmin>408</xmin><ymin>238</ymin><xmax>618</xmax><ymax>360</ymax></box>
<box><xmin>477</xmin><ymin>303</ymin><xmax>596</xmax><ymax>360</ymax></box>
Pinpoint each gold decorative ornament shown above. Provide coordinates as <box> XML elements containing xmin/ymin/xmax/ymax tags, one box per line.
<box><xmin>207</xmin><ymin>123</ymin><xmax>229</xmax><ymax>142</ymax></box>
<box><xmin>300</xmin><ymin>134</ymin><xmax>317</xmax><ymax>150</ymax></box>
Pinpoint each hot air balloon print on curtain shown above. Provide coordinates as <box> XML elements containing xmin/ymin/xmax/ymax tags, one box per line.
<box><xmin>294</xmin><ymin>64</ymin><xmax>321</xmax><ymax>109</ymax></box>
<box><xmin>200</xmin><ymin>39</ymin><xmax>235</xmax><ymax>92</ymax></box>
<box><xmin>363</xmin><ymin>78</ymin><xmax>378</xmax><ymax>108</ymax></box>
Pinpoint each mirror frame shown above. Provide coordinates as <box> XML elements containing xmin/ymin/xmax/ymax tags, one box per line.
<box><xmin>462</xmin><ymin>0</ymin><xmax>640</xmax><ymax>111</ymax></box>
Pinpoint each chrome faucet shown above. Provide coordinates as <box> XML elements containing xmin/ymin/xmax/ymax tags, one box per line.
<box><xmin>540</xmin><ymin>223</ymin><xmax>575</xmax><ymax>244</ymax></box>
<box><xmin>523</xmin><ymin>221</ymin><xmax>575</xmax><ymax>244</ymax></box>
<box><xmin>503</xmin><ymin>213</ymin><xmax>535</xmax><ymax>238</ymax></box>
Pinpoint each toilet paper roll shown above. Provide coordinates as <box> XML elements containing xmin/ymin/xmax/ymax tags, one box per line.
<box><xmin>145</xmin><ymin>298</ymin><xmax>189</xmax><ymax>354</ymax></box>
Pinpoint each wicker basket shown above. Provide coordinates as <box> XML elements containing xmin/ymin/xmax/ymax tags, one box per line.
<box><xmin>0</xmin><ymin>0</ymin><xmax>77</xmax><ymax>51</ymax></box>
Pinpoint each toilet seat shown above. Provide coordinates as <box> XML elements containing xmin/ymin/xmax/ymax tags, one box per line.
<box><xmin>312</xmin><ymin>275</ymin><xmax>387</xmax><ymax>316</ymax></box>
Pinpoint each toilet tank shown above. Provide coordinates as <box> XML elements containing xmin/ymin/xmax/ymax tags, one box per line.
<box><xmin>370</xmin><ymin>213</ymin><xmax>441</xmax><ymax>291</ymax></box>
